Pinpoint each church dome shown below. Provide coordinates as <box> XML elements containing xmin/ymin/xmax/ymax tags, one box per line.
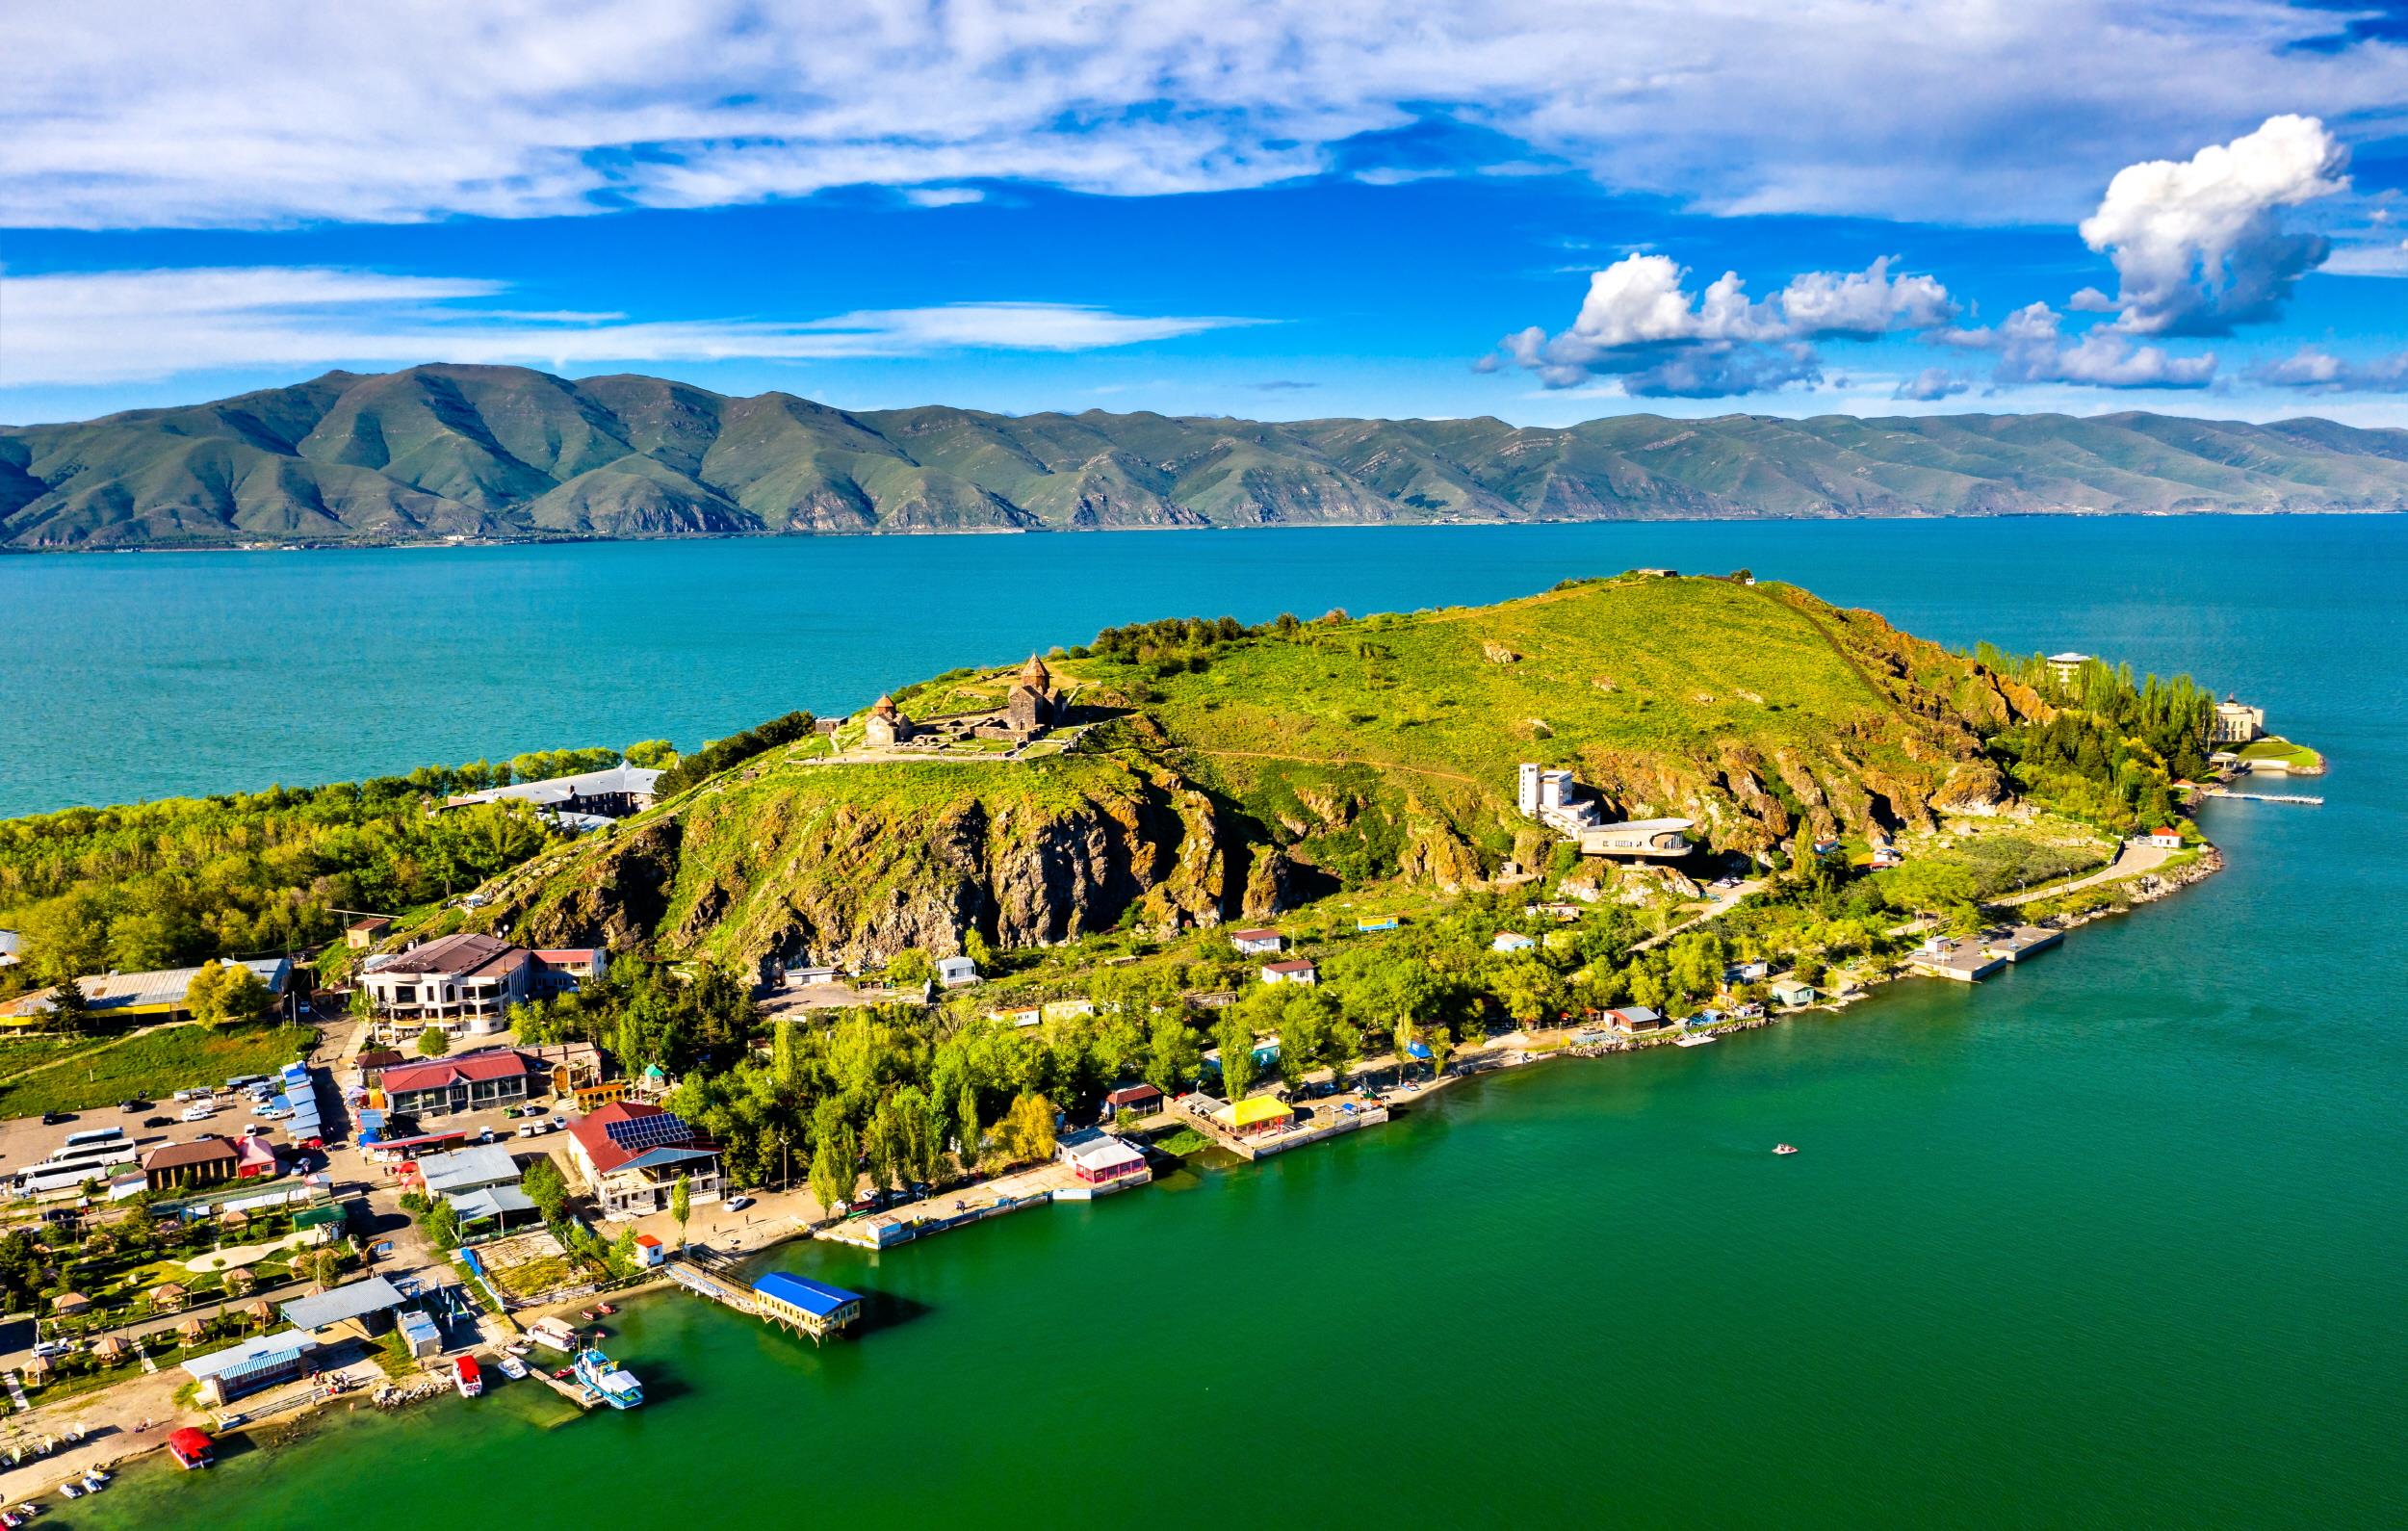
<box><xmin>1019</xmin><ymin>654</ymin><xmax>1052</xmax><ymax>689</ymax></box>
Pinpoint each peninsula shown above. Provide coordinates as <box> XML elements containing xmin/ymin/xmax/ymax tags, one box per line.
<box><xmin>6</xmin><ymin>365</ymin><xmax>2408</xmax><ymax>550</ymax></box>
<box><xmin>0</xmin><ymin>572</ymin><xmax>2297</xmax><ymax>1498</ymax></box>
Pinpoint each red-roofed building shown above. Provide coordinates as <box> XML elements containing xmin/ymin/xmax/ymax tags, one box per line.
<box><xmin>375</xmin><ymin>1048</ymin><xmax>540</xmax><ymax>1117</ymax></box>
<box><xmin>564</xmin><ymin>1102</ymin><xmax>723</xmax><ymax>1218</ymax></box>
<box><xmin>2144</xmin><ymin>827</ymin><xmax>2184</xmax><ymax>849</ymax></box>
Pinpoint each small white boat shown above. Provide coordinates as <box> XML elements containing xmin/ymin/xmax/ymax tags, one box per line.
<box><xmin>497</xmin><ymin>1356</ymin><xmax>528</xmax><ymax>1381</ymax></box>
<box><xmin>1674</xmin><ymin>1032</ymin><xmax>1717</xmax><ymax>1047</ymax></box>
<box><xmin>53</xmin><ymin>1487</ymin><xmax>75</xmax><ymax>1502</ymax></box>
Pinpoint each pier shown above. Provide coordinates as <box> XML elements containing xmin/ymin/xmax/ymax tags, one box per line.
<box><xmin>664</xmin><ymin>1256</ymin><xmax>766</xmax><ymax>1319</ymax></box>
<box><xmin>2206</xmin><ymin>790</ymin><xmax>2323</xmax><ymax>805</ymax></box>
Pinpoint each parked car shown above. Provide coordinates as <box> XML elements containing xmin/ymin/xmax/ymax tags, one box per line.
<box><xmin>516</xmin><ymin>1125</ymin><xmax>537</xmax><ymax>1138</ymax></box>
<box><xmin>255</xmin><ymin>1105</ymin><xmax>291</xmax><ymax>1121</ymax></box>
<box><xmin>142</xmin><ymin>1116</ymin><xmax>172</xmax><ymax>1129</ymax></box>
<box><xmin>726</xmin><ymin>1195</ymin><xmax>756</xmax><ymax>1212</ymax></box>
<box><xmin>31</xmin><ymin>1340</ymin><xmax>74</xmax><ymax>1359</ymax></box>
<box><xmin>39</xmin><ymin>1111</ymin><xmax>71</xmax><ymax>1126</ymax></box>
<box><xmin>550</xmin><ymin>1115</ymin><xmax>567</xmax><ymax>1129</ymax></box>
<box><xmin>117</xmin><ymin>1099</ymin><xmax>150</xmax><ymax>1113</ymax></box>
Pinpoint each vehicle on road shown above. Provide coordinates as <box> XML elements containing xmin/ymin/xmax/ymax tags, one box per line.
<box><xmin>39</xmin><ymin>1112</ymin><xmax>70</xmax><ymax>1127</ymax></box>
<box><xmin>117</xmin><ymin>1100</ymin><xmax>148</xmax><ymax>1114</ymax></box>
<box><xmin>179</xmin><ymin>1104</ymin><xmax>215</xmax><ymax>1123</ymax></box>
<box><xmin>725</xmin><ymin>1195</ymin><xmax>755</xmax><ymax>1212</ymax></box>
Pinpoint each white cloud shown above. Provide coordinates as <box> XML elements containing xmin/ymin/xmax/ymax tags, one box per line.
<box><xmin>5</xmin><ymin>2</ymin><xmax>2406</xmax><ymax>229</ymax></box>
<box><xmin>1985</xmin><ymin>302</ymin><xmax>2217</xmax><ymax>389</ymax></box>
<box><xmin>2323</xmin><ymin>239</ymin><xmax>2408</xmax><ymax>276</ymax></box>
<box><xmin>1893</xmin><ymin>368</ymin><xmax>1972</xmax><ymax>402</ymax></box>
<box><xmin>0</xmin><ymin>267</ymin><xmax>1262</xmax><ymax>387</ymax></box>
<box><xmin>1497</xmin><ymin>252</ymin><xmax>1955</xmax><ymax>394</ymax></box>
<box><xmin>2078</xmin><ymin>114</ymin><xmax>2349</xmax><ymax>336</ymax></box>
<box><xmin>2248</xmin><ymin>347</ymin><xmax>2408</xmax><ymax>392</ymax></box>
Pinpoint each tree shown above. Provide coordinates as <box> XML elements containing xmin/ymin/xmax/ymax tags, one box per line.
<box><xmin>623</xmin><ymin>739</ymin><xmax>679</xmax><ymax>767</ymax></box>
<box><xmin>993</xmin><ymin>1092</ymin><xmax>1056</xmax><ymax>1165</ymax></box>
<box><xmin>45</xmin><ymin>976</ymin><xmax>93</xmax><ymax>1037</ymax></box>
<box><xmin>885</xmin><ymin>948</ymin><xmax>936</xmax><ymax>988</ymax></box>
<box><xmin>1144</xmin><ymin>1012</ymin><xmax>1202</xmax><ymax>1097</ymax></box>
<box><xmin>186</xmin><ymin>960</ymin><xmax>274</xmax><ymax>1028</ymax></box>
<box><xmin>807</xmin><ymin>1140</ymin><xmax>850</xmax><ymax>1215</ymax></box>
<box><xmin>669</xmin><ymin>1174</ymin><xmax>692</xmax><ymax>1248</ymax></box>
<box><xmin>956</xmin><ymin>1083</ymin><xmax>983</xmax><ymax>1173</ymax></box>
<box><xmin>415</xmin><ymin>1025</ymin><xmax>450</xmax><ymax>1058</ymax></box>
<box><xmin>522</xmin><ymin>1156</ymin><xmax>569</xmax><ymax>1225</ymax></box>
<box><xmin>1214</xmin><ymin>1012</ymin><xmax>1257</xmax><ymax>1100</ymax></box>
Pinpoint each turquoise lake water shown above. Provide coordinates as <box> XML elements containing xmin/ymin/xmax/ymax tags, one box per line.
<box><xmin>8</xmin><ymin>517</ymin><xmax>2405</xmax><ymax>1527</ymax></box>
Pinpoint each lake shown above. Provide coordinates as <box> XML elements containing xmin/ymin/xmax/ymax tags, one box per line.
<box><xmin>14</xmin><ymin>516</ymin><xmax>2408</xmax><ymax>1528</ymax></box>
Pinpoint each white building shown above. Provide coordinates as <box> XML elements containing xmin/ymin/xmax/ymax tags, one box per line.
<box><xmin>1491</xmin><ymin>932</ymin><xmax>1537</xmax><ymax>953</ymax></box>
<box><xmin>2045</xmin><ymin>652</ymin><xmax>2091</xmax><ymax>688</ymax></box>
<box><xmin>936</xmin><ymin>955</ymin><xmax>981</xmax><ymax>988</ymax></box>
<box><xmin>2212</xmin><ymin>699</ymin><xmax>2266</xmax><ymax>744</ymax></box>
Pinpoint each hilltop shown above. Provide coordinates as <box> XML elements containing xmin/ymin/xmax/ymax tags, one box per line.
<box><xmin>467</xmin><ymin>573</ymin><xmax>2098</xmax><ymax>970</ymax></box>
<box><xmin>4</xmin><ymin>364</ymin><xmax>2406</xmax><ymax>549</ymax></box>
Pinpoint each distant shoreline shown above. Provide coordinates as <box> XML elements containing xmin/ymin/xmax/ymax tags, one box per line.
<box><xmin>3</xmin><ymin>504</ymin><xmax>2400</xmax><ymax>558</ymax></box>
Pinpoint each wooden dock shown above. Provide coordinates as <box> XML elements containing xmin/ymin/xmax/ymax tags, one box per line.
<box><xmin>665</xmin><ymin>1259</ymin><xmax>766</xmax><ymax>1318</ymax></box>
<box><xmin>2206</xmin><ymin>790</ymin><xmax>2324</xmax><ymax>805</ymax></box>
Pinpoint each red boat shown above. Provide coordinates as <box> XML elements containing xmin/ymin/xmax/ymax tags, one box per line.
<box><xmin>167</xmin><ymin>1427</ymin><xmax>215</xmax><ymax>1469</ymax></box>
<box><xmin>453</xmin><ymin>1355</ymin><xmax>482</xmax><ymax>1398</ymax></box>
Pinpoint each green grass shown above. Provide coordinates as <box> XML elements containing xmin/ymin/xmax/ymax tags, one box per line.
<box><xmin>2237</xmin><ymin>737</ymin><xmax>2322</xmax><ymax>771</ymax></box>
<box><xmin>0</xmin><ymin>1022</ymin><xmax>311</xmax><ymax>1118</ymax></box>
<box><xmin>0</xmin><ymin>1033</ymin><xmax>114</xmax><ymax>1080</ymax></box>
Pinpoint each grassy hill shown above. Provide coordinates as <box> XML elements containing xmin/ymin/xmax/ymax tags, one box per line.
<box><xmin>475</xmin><ymin>573</ymin><xmax>2055</xmax><ymax>969</ymax></box>
<box><xmin>6</xmin><ymin>364</ymin><xmax>2407</xmax><ymax>549</ymax></box>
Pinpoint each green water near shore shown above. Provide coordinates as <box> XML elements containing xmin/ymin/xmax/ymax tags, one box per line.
<box><xmin>22</xmin><ymin>517</ymin><xmax>2408</xmax><ymax>1525</ymax></box>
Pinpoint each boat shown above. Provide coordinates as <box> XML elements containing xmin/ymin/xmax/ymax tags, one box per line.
<box><xmin>77</xmin><ymin>1472</ymin><xmax>103</xmax><ymax>1492</ymax></box>
<box><xmin>595</xmin><ymin>1302</ymin><xmax>617</xmax><ymax>1315</ymax></box>
<box><xmin>497</xmin><ymin>1355</ymin><xmax>528</xmax><ymax>1381</ymax></box>
<box><xmin>167</xmin><ymin>1428</ymin><xmax>215</xmax><ymax>1469</ymax></box>
<box><xmin>53</xmin><ymin>1487</ymin><xmax>74</xmax><ymax>1502</ymax></box>
<box><xmin>572</xmin><ymin>1347</ymin><xmax>643</xmax><ymax>1411</ymax></box>
<box><xmin>453</xmin><ymin>1355</ymin><xmax>483</xmax><ymax>1398</ymax></box>
<box><xmin>578</xmin><ymin>1309</ymin><xmax>597</xmax><ymax>1322</ymax></box>
<box><xmin>1674</xmin><ymin>1032</ymin><xmax>1717</xmax><ymax>1047</ymax></box>
<box><xmin>1773</xmin><ymin>1144</ymin><xmax>1800</xmax><ymax>1155</ymax></box>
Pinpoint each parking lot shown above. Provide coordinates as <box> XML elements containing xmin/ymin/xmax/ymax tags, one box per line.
<box><xmin>0</xmin><ymin>1075</ymin><xmax>311</xmax><ymax>1181</ymax></box>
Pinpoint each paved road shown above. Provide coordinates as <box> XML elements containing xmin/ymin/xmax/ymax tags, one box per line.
<box><xmin>1995</xmin><ymin>841</ymin><xmax>2172</xmax><ymax>907</ymax></box>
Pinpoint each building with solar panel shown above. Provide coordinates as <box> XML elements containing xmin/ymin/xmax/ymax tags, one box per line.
<box><xmin>563</xmin><ymin>1101</ymin><xmax>724</xmax><ymax>1218</ymax></box>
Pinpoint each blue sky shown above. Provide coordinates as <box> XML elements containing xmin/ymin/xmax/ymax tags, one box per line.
<box><xmin>5</xmin><ymin>1</ymin><xmax>2407</xmax><ymax>427</ymax></box>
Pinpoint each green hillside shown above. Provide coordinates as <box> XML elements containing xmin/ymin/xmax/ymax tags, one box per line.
<box><xmin>474</xmin><ymin>573</ymin><xmax>2066</xmax><ymax>970</ymax></box>
<box><xmin>5</xmin><ymin>365</ymin><xmax>2406</xmax><ymax>548</ymax></box>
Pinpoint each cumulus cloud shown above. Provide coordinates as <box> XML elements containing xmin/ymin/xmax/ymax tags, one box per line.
<box><xmin>2247</xmin><ymin>347</ymin><xmax>2408</xmax><ymax>392</ymax></box>
<box><xmin>5</xmin><ymin>3</ymin><xmax>2405</xmax><ymax>229</ymax></box>
<box><xmin>1496</xmin><ymin>252</ymin><xmax>1955</xmax><ymax>395</ymax></box>
<box><xmin>0</xmin><ymin>266</ymin><xmax>1263</xmax><ymax>387</ymax></box>
<box><xmin>2079</xmin><ymin>114</ymin><xmax>2349</xmax><ymax>336</ymax></box>
<box><xmin>1985</xmin><ymin>302</ymin><xmax>2217</xmax><ymax>388</ymax></box>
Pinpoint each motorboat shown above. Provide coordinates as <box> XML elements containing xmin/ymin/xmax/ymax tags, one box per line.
<box><xmin>497</xmin><ymin>1355</ymin><xmax>528</xmax><ymax>1381</ymax></box>
<box><xmin>453</xmin><ymin>1356</ymin><xmax>483</xmax><ymax>1398</ymax></box>
<box><xmin>168</xmin><ymin>1428</ymin><xmax>215</xmax><ymax>1469</ymax></box>
<box><xmin>572</xmin><ymin>1347</ymin><xmax>643</xmax><ymax>1410</ymax></box>
<box><xmin>1674</xmin><ymin>1032</ymin><xmax>1717</xmax><ymax>1047</ymax></box>
<box><xmin>1773</xmin><ymin>1143</ymin><xmax>1800</xmax><ymax>1155</ymax></box>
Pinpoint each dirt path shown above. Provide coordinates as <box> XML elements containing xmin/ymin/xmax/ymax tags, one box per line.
<box><xmin>1184</xmin><ymin>747</ymin><xmax>1484</xmax><ymax>789</ymax></box>
<box><xmin>1633</xmin><ymin>877</ymin><xmax>1767</xmax><ymax>951</ymax></box>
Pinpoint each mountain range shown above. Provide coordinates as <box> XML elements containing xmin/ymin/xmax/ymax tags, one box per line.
<box><xmin>4</xmin><ymin>364</ymin><xmax>2405</xmax><ymax>550</ymax></box>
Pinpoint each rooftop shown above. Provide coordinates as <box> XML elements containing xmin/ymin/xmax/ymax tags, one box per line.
<box><xmin>753</xmin><ymin>1271</ymin><xmax>862</xmax><ymax>1319</ymax></box>
<box><xmin>279</xmin><ymin>1275</ymin><xmax>406</xmax><ymax>1332</ymax></box>
<box><xmin>142</xmin><ymin>1136</ymin><xmax>239</xmax><ymax>1172</ymax></box>
<box><xmin>370</xmin><ymin>933</ymin><xmax>531</xmax><ymax>982</ymax></box>
<box><xmin>378</xmin><ymin>1048</ymin><xmax>536</xmax><ymax>1095</ymax></box>
<box><xmin>182</xmin><ymin>1330</ymin><xmax>315</xmax><ymax>1385</ymax></box>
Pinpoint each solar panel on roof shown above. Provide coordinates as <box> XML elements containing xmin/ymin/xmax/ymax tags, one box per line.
<box><xmin>603</xmin><ymin>1111</ymin><xmax>690</xmax><ymax>1152</ymax></box>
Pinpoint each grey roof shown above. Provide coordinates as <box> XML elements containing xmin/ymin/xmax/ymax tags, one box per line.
<box><xmin>279</xmin><ymin>1274</ymin><xmax>406</xmax><ymax>1332</ymax></box>
<box><xmin>396</xmin><ymin>1309</ymin><xmax>440</xmax><ymax>1346</ymax></box>
<box><xmin>417</xmin><ymin>1142</ymin><xmax>522</xmax><ymax>1197</ymax></box>
<box><xmin>448</xmin><ymin>764</ymin><xmax>660</xmax><ymax>809</ymax></box>
<box><xmin>449</xmin><ymin>1185</ymin><xmax>538</xmax><ymax>1221</ymax></box>
<box><xmin>8</xmin><ymin>956</ymin><xmax>288</xmax><ymax>1017</ymax></box>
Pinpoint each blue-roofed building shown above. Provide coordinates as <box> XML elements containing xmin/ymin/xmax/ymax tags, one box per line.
<box><xmin>751</xmin><ymin>1271</ymin><xmax>862</xmax><ymax>1340</ymax></box>
<box><xmin>183</xmin><ymin>1330</ymin><xmax>318</xmax><ymax>1407</ymax></box>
